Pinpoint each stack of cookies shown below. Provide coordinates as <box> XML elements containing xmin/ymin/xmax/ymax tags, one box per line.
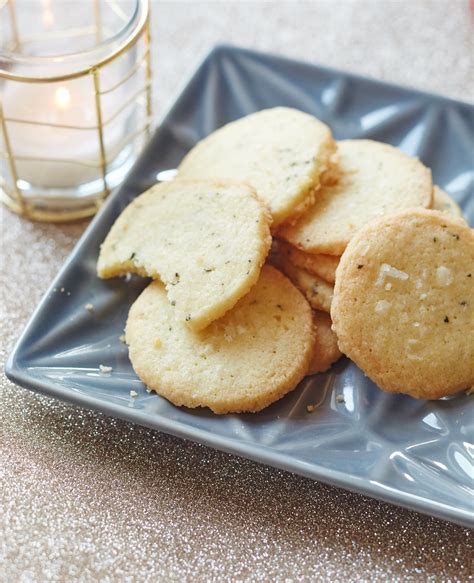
<box><xmin>97</xmin><ymin>107</ymin><xmax>473</xmax><ymax>414</ymax></box>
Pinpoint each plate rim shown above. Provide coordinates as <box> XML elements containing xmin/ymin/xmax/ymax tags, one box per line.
<box><xmin>6</xmin><ymin>363</ymin><xmax>473</xmax><ymax>528</ymax></box>
<box><xmin>5</xmin><ymin>43</ymin><xmax>474</xmax><ymax>529</ymax></box>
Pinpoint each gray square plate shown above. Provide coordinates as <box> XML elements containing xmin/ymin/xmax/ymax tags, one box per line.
<box><xmin>6</xmin><ymin>45</ymin><xmax>474</xmax><ymax>527</ymax></box>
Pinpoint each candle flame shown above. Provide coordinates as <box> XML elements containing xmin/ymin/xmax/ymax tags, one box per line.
<box><xmin>42</xmin><ymin>0</ymin><xmax>54</xmax><ymax>26</ymax></box>
<box><xmin>43</xmin><ymin>10</ymin><xmax>54</xmax><ymax>26</ymax></box>
<box><xmin>55</xmin><ymin>87</ymin><xmax>71</xmax><ymax>111</ymax></box>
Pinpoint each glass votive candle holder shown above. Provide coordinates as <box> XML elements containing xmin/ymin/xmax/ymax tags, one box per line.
<box><xmin>0</xmin><ymin>0</ymin><xmax>152</xmax><ymax>221</ymax></box>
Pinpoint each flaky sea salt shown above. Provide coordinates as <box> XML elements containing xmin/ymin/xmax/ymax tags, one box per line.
<box><xmin>375</xmin><ymin>299</ymin><xmax>391</xmax><ymax>313</ymax></box>
<box><xmin>376</xmin><ymin>263</ymin><xmax>409</xmax><ymax>286</ymax></box>
<box><xmin>435</xmin><ymin>266</ymin><xmax>453</xmax><ymax>287</ymax></box>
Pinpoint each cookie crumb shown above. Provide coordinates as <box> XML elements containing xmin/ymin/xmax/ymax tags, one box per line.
<box><xmin>335</xmin><ymin>394</ymin><xmax>345</xmax><ymax>403</ymax></box>
<box><xmin>99</xmin><ymin>364</ymin><xmax>112</xmax><ymax>374</ymax></box>
<box><xmin>306</xmin><ymin>404</ymin><xmax>316</xmax><ymax>412</ymax></box>
<box><xmin>85</xmin><ymin>303</ymin><xmax>94</xmax><ymax>312</ymax></box>
<box><xmin>130</xmin><ymin>390</ymin><xmax>138</xmax><ymax>398</ymax></box>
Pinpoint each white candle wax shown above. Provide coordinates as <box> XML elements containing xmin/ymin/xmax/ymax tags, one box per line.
<box><xmin>2</xmin><ymin>77</ymin><xmax>127</xmax><ymax>189</ymax></box>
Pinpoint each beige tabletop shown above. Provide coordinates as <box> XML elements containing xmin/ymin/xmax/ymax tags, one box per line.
<box><xmin>1</xmin><ymin>1</ymin><xmax>473</xmax><ymax>580</ymax></box>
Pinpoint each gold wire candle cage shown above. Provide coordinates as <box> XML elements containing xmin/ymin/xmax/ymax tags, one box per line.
<box><xmin>0</xmin><ymin>0</ymin><xmax>152</xmax><ymax>221</ymax></box>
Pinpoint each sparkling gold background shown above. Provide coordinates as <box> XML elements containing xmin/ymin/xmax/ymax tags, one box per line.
<box><xmin>1</xmin><ymin>1</ymin><xmax>472</xmax><ymax>580</ymax></box>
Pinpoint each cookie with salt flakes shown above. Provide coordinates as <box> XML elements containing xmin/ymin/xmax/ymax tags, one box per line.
<box><xmin>432</xmin><ymin>186</ymin><xmax>464</xmax><ymax>220</ymax></box>
<box><xmin>97</xmin><ymin>179</ymin><xmax>272</xmax><ymax>331</ymax></box>
<box><xmin>178</xmin><ymin>107</ymin><xmax>336</xmax><ymax>229</ymax></box>
<box><xmin>279</xmin><ymin>241</ymin><xmax>339</xmax><ymax>284</ymax></box>
<box><xmin>308</xmin><ymin>311</ymin><xmax>342</xmax><ymax>375</ymax></box>
<box><xmin>331</xmin><ymin>209</ymin><xmax>474</xmax><ymax>399</ymax></box>
<box><xmin>125</xmin><ymin>266</ymin><xmax>315</xmax><ymax>414</ymax></box>
<box><xmin>280</xmin><ymin>139</ymin><xmax>433</xmax><ymax>255</ymax></box>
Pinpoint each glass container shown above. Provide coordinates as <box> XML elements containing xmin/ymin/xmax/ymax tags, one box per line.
<box><xmin>0</xmin><ymin>0</ymin><xmax>152</xmax><ymax>221</ymax></box>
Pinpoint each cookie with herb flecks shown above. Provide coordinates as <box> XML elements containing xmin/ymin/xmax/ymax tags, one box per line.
<box><xmin>125</xmin><ymin>266</ymin><xmax>315</xmax><ymax>414</ymax></box>
<box><xmin>331</xmin><ymin>209</ymin><xmax>474</xmax><ymax>399</ymax></box>
<box><xmin>97</xmin><ymin>179</ymin><xmax>272</xmax><ymax>331</ymax></box>
<box><xmin>178</xmin><ymin>107</ymin><xmax>336</xmax><ymax>229</ymax></box>
<box><xmin>276</xmin><ymin>244</ymin><xmax>334</xmax><ymax>313</ymax></box>
<box><xmin>432</xmin><ymin>186</ymin><xmax>465</xmax><ymax>220</ymax></box>
<box><xmin>278</xmin><ymin>240</ymin><xmax>339</xmax><ymax>283</ymax></box>
<box><xmin>308</xmin><ymin>310</ymin><xmax>342</xmax><ymax>375</ymax></box>
<box><xmin>280</xmin><ymin>139</ymin><xmax>432</xmax><ymax>255</ymax></box>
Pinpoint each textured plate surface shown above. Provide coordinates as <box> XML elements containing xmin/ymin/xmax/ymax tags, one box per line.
<box><xmin>6</xmin><ymin>46</ymin><xmax>474</xmax><ymax>527</ymax></box>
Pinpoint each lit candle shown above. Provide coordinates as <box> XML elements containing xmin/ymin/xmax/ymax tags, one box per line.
<box><xmin>0</xmin><ymin>0</ymin><xmax>150</xmax><ymax>219</ymax></box>
<box><xmin>2</xmin><ymin>77</ymin><xmax>126</xmax><ymax>189</ymax></box>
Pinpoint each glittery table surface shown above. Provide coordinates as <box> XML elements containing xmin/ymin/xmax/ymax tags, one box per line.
<box><xmin>1</xmin><ymin>2</ymin><xmax>473</xmax><ymax>580</ymax></box>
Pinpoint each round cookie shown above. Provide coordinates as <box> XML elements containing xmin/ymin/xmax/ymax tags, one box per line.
<box><xmin>279</xmin><ymin>241</ymin><xmax>339</xmax><ymax>283</ymax></box>
<box><xmin>125</xmin><ymin>266</ymin><xmax>315</xmax><ymax>414</ymax></box>
<box><xmin>98</xmin><ymin>179</ymin><xmax>272</xmax><ymax>331</ymax></box>
<box><xmin>178</xmin><ymin>107</ymin><xmax>336</xmax><ymax>229</ymax></box>
<box><xmin>280</xmin><ymin>139</ymin><xmax>433</xmax><ymax>255</ymax></box>
<box><xmin>279</xmin><ymin>257</ymin><xmax>334</xmax><ymax>313</ymax></box>
<box><xmin>432</xmin><ymin>186</ymin><xmax>464</xmax><ymax>219</ymax></box>
<box><xmin>331</xmin><ymin>209</ymin><xmax>474</xmax><ymax>399</ymax></box>
<box><xmin>308</xmin><ymin>311</ymin><xmax>342</xmax><ymax>375</ymax></box>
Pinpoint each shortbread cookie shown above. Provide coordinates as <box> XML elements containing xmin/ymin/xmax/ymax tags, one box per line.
<box><xmin>125</xmin><ymin>266</ymin><xmax>315</xmax><ymax>414</ymax></box>
<box><xmin>432</xmin><ymin>186</ymin><xmax>464</xmax><ymax>219</ymax></box>
<box><xmin>331</xmin><ymin>209</ymin><xmax>474</xmax><ymax>399</ymax></box>
<box><xmin>280</xmin><ymin>139</ymin><xmax>433</xmax><ymax>255</ymax></box>
<box><xmin>98</xmin><ymin>180</ymin><xmax>272</xmax><ymax>331</ymax></box>
<box><xmin>308</xmin><ymin>311</ymin><xmax>342</xmax><ymax>374</ymax></box>
<box><xmin>279</xmin><ymin>241</ymin><xmax>339</xmax><ymax>283</ymax></box>
<box><xmin>178</xmin><ymin>107</ymin><xmax>336</xmax><ymax>228</ymax></box>
<box><xmin>279</xmin><ymin>256</ymin><xmax>333</xmax><ymax>313</ymax></box>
